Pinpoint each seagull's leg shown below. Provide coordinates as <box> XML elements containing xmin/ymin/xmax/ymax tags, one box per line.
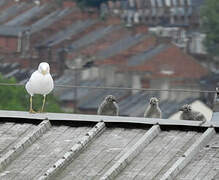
<box><xmin>40</xmin><ymin>95</ymin><xmax>46</xmax><ymax>113</ymax></box>
<box><xmin>29</xmin><ymin>96</ymin><xmax>36</xmax><ymax>113</ymax></box>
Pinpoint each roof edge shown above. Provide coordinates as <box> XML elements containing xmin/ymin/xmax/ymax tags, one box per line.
<box><xmin>0</xmin><ymin>110</ymin><xmax>218</xmax><ymax>128</ymax></box>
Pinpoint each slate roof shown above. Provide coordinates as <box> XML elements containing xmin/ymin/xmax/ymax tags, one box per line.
<box><xmin>127</xmin><ymin>44</ymin><xmax>169</xmax><ymax>67</ymax></box>
<box><xmin>30</xmin><ymin>8</ymin><xmax>75</xmax><ymax>34</ymax></box>
<box><xmin>127</xmin><ymin>44</ymin><xmax>209</xmax><ymax>79</ymax></box>
<box><xmin>95</xmin><ymin>34</ymin><xmax>146</xmax><ymax>61</ymax></box>
<box><xmin>5</xmin><ymin>4</ymin><xmax>48</xmax><ymax>26</ymax></box>
<box><xmin>0</xmin><ymin>25</ymin><xmax>29</xmax><ymax>37</ymax></box>
<box><xmin>98</xmin><ymin>35</ymin><xmax>156</xmax><ymax>66</ymax></box>
<box><xmin>0</xmin><ymin>110</ymin><xmax>217</xmax><ymax>180</ymax></box>
<box><xmin>67</xmin><ymin>25</ymin><xmax>118</xmax><ymax>52</ymax></box>
<box><xmin>37</xmin><ymin>19</ymin><xmax>97</xmax><ymax>48</ymax></box>
<box><xmin>0</xmin><ymin>2</ymin><xmax>31</xmax><ymax>24</ymax></box>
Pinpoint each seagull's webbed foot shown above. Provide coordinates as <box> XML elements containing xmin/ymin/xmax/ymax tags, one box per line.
<box><xmin>37</xmin><ymin>110</ymin><xmax>45</xmax><ymax>113</ymax></box>
<box><xmin>199</xmin><ymin>119</ymin><xmax>206</xmax><ymax>126</ymax></box>
<box><xmin>29</xmin><ymin>108</ymin><xmax>36</xmax><ymax>114</ymax></box>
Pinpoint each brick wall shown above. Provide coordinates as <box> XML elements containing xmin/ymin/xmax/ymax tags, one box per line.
<box><xmin>0</xmin><ymin>36</ymin><xmax>18</xmax><ymax>52</ymax></box>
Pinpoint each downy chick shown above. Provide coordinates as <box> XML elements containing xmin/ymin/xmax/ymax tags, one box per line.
<box><xmin>144</xmin><ymin>97</ymin><xmax>162</xmax><ymax>118</ymax></box>
<box><xmin>179</xmin><ymin>104</ymin><xmax>206</xmax><ymax>124</ymax></box>
<box><xmin>97</xmin><ymin>95</ymin><xmax>119</xmax><ymax>116</ymax></box>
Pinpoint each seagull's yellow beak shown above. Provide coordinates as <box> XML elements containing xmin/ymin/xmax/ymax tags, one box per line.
<box><xmin>42</xmin><ymin>70</ymin><xmax>47</xmax><ymax>75</ymax></box>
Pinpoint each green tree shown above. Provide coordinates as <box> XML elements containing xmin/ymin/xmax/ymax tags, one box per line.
<box><xmin>0</xmin><ymin>74</ymin><xmax>62</xmax><ymax>113</ymax></box>
<box><xmin>201</xmin><ymin>0</ymin><xmax>219</xmax><ymax>56</ymax></box>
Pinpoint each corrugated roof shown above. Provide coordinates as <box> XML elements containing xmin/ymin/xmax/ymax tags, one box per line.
<box><xmin>176</xmin><ymin>133</ymin><xmax>219</xmax><ymax>179</ymax></box>
<box><xmin>0</xmin><ymin>110</ymin><xmax>217</xmax><ymax>180</ymax></box>
<box><xmin>116</xmin><ymin>130</ymin><xmax>202</xmax><ymax>179</ymax></box>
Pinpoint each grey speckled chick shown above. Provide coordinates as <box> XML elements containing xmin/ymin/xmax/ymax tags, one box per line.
<box><xmin>144</xmin><ymin>97</ymin><xmax>162</xmax><ymax>118</ymax></box>
<box><xmin>179</xmin><ymin>104</ymin><xmax>206</xmax><ymax>123</ymax></box>
<box><xmin>97</xmin><ymin>95</ymin><xmax>119</xmax><ymax>116</ymax></box>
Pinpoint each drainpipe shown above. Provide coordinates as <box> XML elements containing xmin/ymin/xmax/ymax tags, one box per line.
<box><xmin>25</xmin><ymin>29</ymin><xmax>31</xmax><ymax>52</ymax></box>
<box><xmin>17</xmin><ymin>31</ymin><xmax>23</xmax><ymax>53</ymax></box>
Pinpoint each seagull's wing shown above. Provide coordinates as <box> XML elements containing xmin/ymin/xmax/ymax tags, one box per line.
<box><xmin>97</xmin><ymin>101</ymin><xmax>106</xmax><ymax>115</ymax></box>
<box><xmin>195</xmin><ymin>112</ymin><xmax>207</xmax><ymax>121</ymax></box>
<box><xmin>25</xmin><ymin>71</ymin><xmax>38</xmax><ymax>96</ymax></box>
<box><xmin>158</xmin><ymin>106</ymin><xmax>162</xmax><ymax>118</ymax></box>
<box><xmin>113</xmin><ymin>102</ymin><xmax>119</xmax><ymax>116</ymax></box>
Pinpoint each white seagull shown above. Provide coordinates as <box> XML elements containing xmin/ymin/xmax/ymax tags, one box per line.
<box><xmin>25</xmin><ymin>62</ymin><xmax>54</xmax><ymax>113</ymax></box>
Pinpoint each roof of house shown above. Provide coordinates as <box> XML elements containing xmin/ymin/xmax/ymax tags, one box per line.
<box><xmin>30</xmin><ymin>7</ymin><xmax>75</xmax><ymax>34</ymax></box>
<box><xmin>98</xmin><ymin>35</ymin><xmax>156</xmax><ymax>66</ymax></box>
<box><xmin>67</xmin><ymin>25</ymin><xmax>118</xmax><ymax>52</ymax></box>
<box><xmin>37</xmin><ymin>19</ymin><xmax>97</xmax><ymax>48</ymax></box>
<box><xmin>5</xmin><ymin>4</ymin><xmax>49</xmax><ymax>26</ymax></box>
<box><xmin>127</xmin><ymin>44</ymin><xmax>209</xmax><ymax>79</ymax></box>
<box><xmin>95</xmin><ymin>34</ymin><xmax>146</xmax><ymax>61</ymax></box>
<box><xmin>127</xmin><ymin>44</ymin><xmax>169</xmax><ymax>66</ymax></box>
<box><xmin>0</xmin><ymin>2</ymin><xmax>31</xmax><ymax>24</ymax></box>
<box><xmin>76</xmin><ymin>27</ymin><xmax>131</xmax><ymax>58</ymax></box>
<box><xmin>0</xmin><ymin>25</ymin><xmax>29</xmax><ymax>37</ymax></box>
<box><xmin>0</xmin><ymin>110</ymin><xmax>217</xmax><ymax>180</ymax></box>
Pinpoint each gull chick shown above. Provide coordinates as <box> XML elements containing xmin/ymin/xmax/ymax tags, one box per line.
<box><xmin>144</xmin><ymin>97</ymin><xmax>162</xmax><ymax>118</ymax></box>
<box><xmin>179</xmin><ymin>104</ymin><xmax>206</xmax><ymax>124</ymax></box>
<box><xmin>97</xmin><ymin>95</ymin><xmax>119</xmax><ymax>116</ymax></box>
<box><xmin>25</xmin><ymin>62</ymin><xmax>54</xmax><ymax>113</ymax></box>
